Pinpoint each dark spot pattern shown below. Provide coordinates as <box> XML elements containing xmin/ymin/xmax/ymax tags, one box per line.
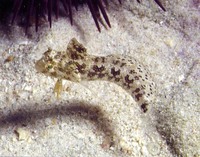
<box><xmin>76</xmin><ymin>63</ymin><xmax>87</xmax><ymax>74</ymax></box>
<box><xmin>113</xmin><ymin>60</ymin><xmax>120</xmax><ymax>65</ymax></box>
<box><xmin>123</xmin><ymin>83</ymin><xmax>131</xmax><ymax>89</ymax></box>
<box><xmin>145</xmin><ymin>74</ymin><xmax>148</xmax><ymax>80</ymax></box>
<box><xmin>130</xmin><ymin>70</ymin><xmax>137</xmax><ymax>74</ymax></box>
<box><xmin>120</xmin><ymin>62</ymin><xmax>126</xmax><ymax>67</ymax></box>
<box><xmin>36</xmin><ymin>38</ymin><xmax>156</xmax><ymax>113</ymax></box>
<box><xmin>134</xmin><ymin>88</ymin><xmax>140</xmax><ymax>93</ymax></box>
<box><xmin>87</xmin><ymin>65</ymin><xmax>107</xmax><ymax>79</ymax></box>
<box><xmin>137</xmin><ymin>67</ymin><xmax>143</xmax><ymax>73</ymax></box>
<box><xmin>93</xmin><ymin>65</ymin><xmax>106</xmax><ymax>72</ymax></box>
<box><xmin>135</xmin><ymin>93</ymin><xmax>143</xmax><ymax>101</ymax></box>
<box><xmin>101</xmin><ymin>57</ymin><xmax>106</xmax><ymax>63</ymax></box>
<box><xmin>88</xmin><ymin>71</ymin><xmax>97</xmax><ymax>78</ymax></box>
<box><xmin>141</xmin><ymin>85</ymin><xmax>146</xmax><ymax>89</ymax></box>
<box><xmin>94</xmin><ymin>57</ymin><xmax>100</xmax><ymax>63</ymax></box>
<box><xmin>94</xmin><ymin>57</ymin><xmax>106</xmax><ymax>63</ymax></box>
<box><xmin>75</xmin><ymin>45</ymin><xmax>86</xmax><ymax>54</ymax></box>
<box><xmin>134</xmin><ymin>76</ymin><xmax>139</xmax><ymax>80</ymax></box>
<box><xmin>125</xmin><ymin>75</ymin><xmax>134</xmax><ymax>84</ymax></box>
<box><xmin>111</xmin><ymin>67</ymin><xmax>120</xmax><ymax>77</ymax></box>
<box><xmin>68</xmin><ymin>40</ymin><xmax>87</xmax><ymax>60</ymax></box>
<box><xmin>141</xmin><ymin>103</ymin><xmax>148</xmax><ymax>113</ymax></box>
<box><xmin>70</xmin><ymin>52</ymin><xmax>80</xmax><ymax>60</ymax></box>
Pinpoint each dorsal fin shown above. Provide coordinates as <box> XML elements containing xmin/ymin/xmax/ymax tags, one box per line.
<box><xmin>67</xmin><ymin>38</ymin><xmax>88</xmax><ymax>60</ymax></box>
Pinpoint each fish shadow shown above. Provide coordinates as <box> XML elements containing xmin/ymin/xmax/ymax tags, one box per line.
<box><xmin>0</xmin><ymin>100</ymin><xmax>116</xmax><ymax>149</ymax></box>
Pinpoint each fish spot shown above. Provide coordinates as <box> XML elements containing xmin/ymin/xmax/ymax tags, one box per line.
<box><xmin>134</xmin><ymin>88</ymin><xmax>140</xmax><ymax>93</ymax></box>
<box><xmin>76</xmin><ymin>63</ymin><xmax>87</xmax><ymax>74</ymax></box>
<box><xmin>141</xmin><ymin>103</ymin><xmax>148</xmax><ymax>113</ymax></box>
<box><xmin>88</xmin><ymin>71</ymin><xmax>97</xmax><ymax>78</ymax></box>
<box><xmin>120</xmin><ymin>62</ymin><xmax>126</xmax><ymax>67</ymax></box>
<box><xmin>111</xmin><ymin>67</ymin><xmax>120</xmax><ymax>77</ymax></box>
<box><xmin>93</xmin><ymin>65</ymin><xmax>106</xmax><ymax>72</ymax></box>
<box><xmin>113</xmin><ymin>60</ymin><xmax>120</xmax><ymax>65</ymax></box>
<box><xmin>125</xmin><ymin>75</ymin><xmax>134</xmax><ymax>84</ymax></box>
<box><xmin>135</xmin><ymin>93</ymin><xmax>143</xmax><ymax>101</ymax></box>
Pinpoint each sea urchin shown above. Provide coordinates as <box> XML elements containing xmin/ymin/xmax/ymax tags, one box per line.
<box><xmin>0</xmin><ymin>0</ymin><xmax>166</xmax><ymax>33</ymax></box>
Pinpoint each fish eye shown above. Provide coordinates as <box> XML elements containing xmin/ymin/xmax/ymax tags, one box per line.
<box><xmin>46</xmin><ymin>64</ymin><xmax>53</xmax><ymax>70</ymax></box>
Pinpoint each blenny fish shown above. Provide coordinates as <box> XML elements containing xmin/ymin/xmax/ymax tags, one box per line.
<box><xmin>35</xmin><ymin>38</ymin><xmax>155</xmax><ymax>112</ymax></box>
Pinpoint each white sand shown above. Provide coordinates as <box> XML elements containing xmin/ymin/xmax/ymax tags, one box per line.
<box><xmin>0</xmin><ymin>1</ymin><xmax>199</xmax><ymax>156</ymax></box>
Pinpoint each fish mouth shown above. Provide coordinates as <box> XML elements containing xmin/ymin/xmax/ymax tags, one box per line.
<box><xmin>35</xmin><ymin>59</ymin><xmax>46</xmax><ymax>73</ymax></box>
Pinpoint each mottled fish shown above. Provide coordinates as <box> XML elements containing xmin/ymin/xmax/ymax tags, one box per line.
<box><xmin>35</xmin><ymin>38</ymin><xmax>155</xmax><ymax>112</ymax></box>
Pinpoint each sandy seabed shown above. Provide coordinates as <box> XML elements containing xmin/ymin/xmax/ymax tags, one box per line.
<box><xmin>0</xmin><ymin>1</ymin><xmax>199</xmax><ymax>156</ymax></box>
